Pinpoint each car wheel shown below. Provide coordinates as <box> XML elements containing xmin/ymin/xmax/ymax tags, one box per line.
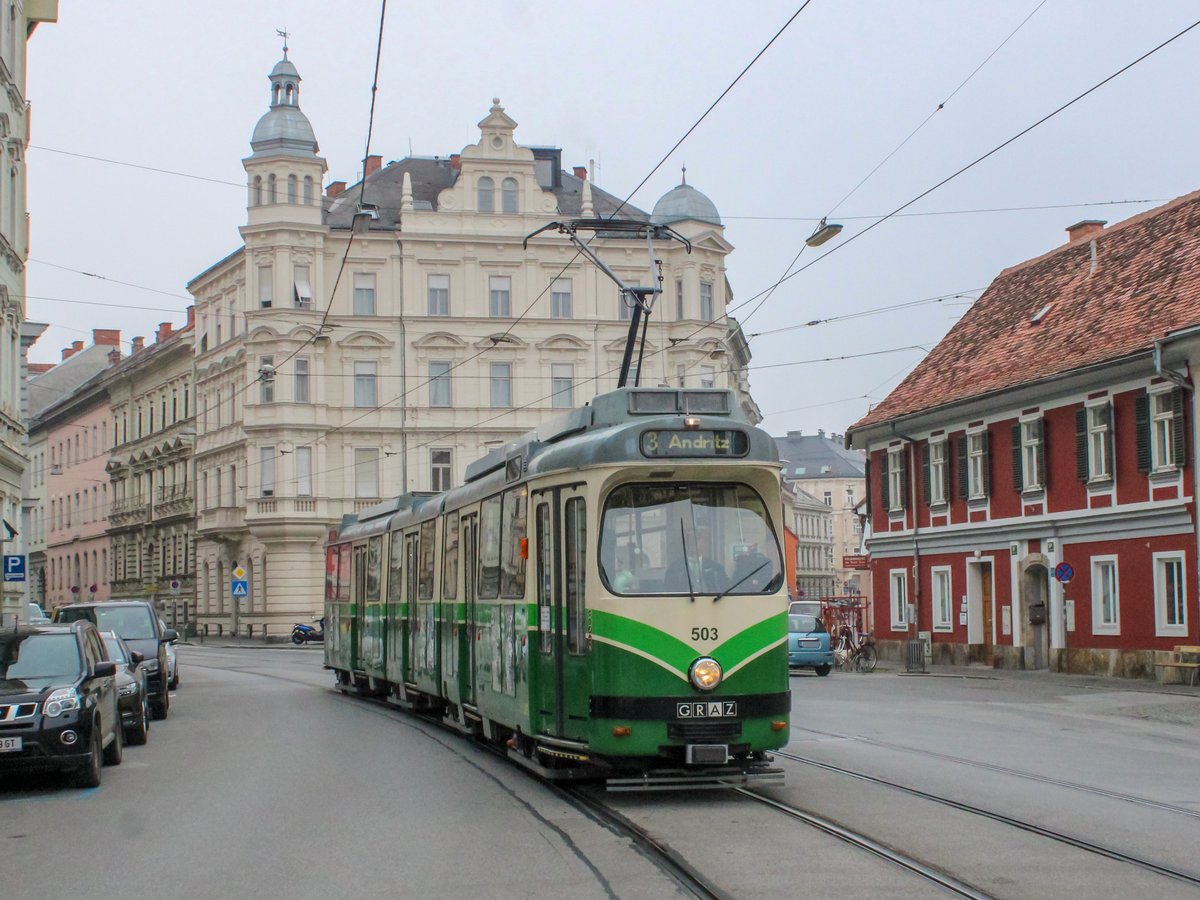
<box><xmin>128</xmin><ymin>697</ymin><xmax>150</xmax><ymax>745</ymax></box>
<box><xmin>815</xmin><ymin>664</ymin><xmax>832</xmax><ymax>677</ymax></box>
<box><xmin>151</xmin><ymin>685</ymin><xmax>170</xmax><ymax>721</ymax></box>
<box><xmin>102</xmin><ymin>717</ymin><xmax>123</xmax><ymax>766</ymax></box>
<box><xmin>169</xmin><ymin>672</ymin><xmax>179</xmax><ymax>690</ymax></box>
<box><xmin>73</xmin><ymin>726</ymin><xmax>102</xmax><ymax>788</ymax></box>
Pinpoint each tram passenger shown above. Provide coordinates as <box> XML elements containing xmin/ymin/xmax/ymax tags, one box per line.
<box><xmin>665</xmin><ymin>528</ymin><xmax>726</xmax><ymax>594</ymax></box>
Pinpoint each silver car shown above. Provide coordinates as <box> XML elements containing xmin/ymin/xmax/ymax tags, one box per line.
<box><xmin>159</xmin><ymin>619</ymin><xmax>180</xmax><ymax>690</ymax></box>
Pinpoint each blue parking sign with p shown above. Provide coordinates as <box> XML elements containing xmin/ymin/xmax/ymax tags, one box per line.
<box><xmin>3</xmin><ymin>555</ymin><xmax>26</xmax><ymax>582</ymax></box>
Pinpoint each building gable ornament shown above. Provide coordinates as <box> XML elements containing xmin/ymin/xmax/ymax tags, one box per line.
<box><xmin>412</xmin><ymin>331</ymin><xmax>469</xmax><ymax>350</ymax></box>
<box><xmin>336</xmin><ymin>330</ymin><xmax>392</xmax><ymax>349</ymax></box>
<box><xmin>535</xmin><ymin>334</ymin><xmax>589</xmax><ymax>353</ymax></box>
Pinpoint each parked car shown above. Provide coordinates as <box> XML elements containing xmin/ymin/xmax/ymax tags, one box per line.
<box><xmin>53</xmin><ymin>602</ymin><xmax>175</xmax><ymax>720</ymax></box>
<box><xmin>788</xmin><ymin>600</ymin><xmax>822</xmax><ymax>619</ymax></box>
<box><xmin>99</xmin><ymin>632</ymin><xmax>149</xmax><ymax>746</ymax></box>
<box><xmin>27</xmin><ymin>603</ymin><xmax>50</xmax><ymax>625</ymax></box>
<box><xmin>159</xmin><ymin>619</ymin><xmax>179</xmax><ymax>690</ymax></box>
<box><xmin>0</xmin><ymin>622</ymin><xmax>122</xmax><ymax>787</ymax></box>
<box><xmin>788</xmin><ymin>613</ymin><xmax>833</xmax><ymax>676</ymax></box>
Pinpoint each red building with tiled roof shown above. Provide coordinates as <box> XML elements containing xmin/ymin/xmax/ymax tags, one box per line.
<box><xmin>847</xmin><ymin>194</ymin><xmax>1200</xmax><ymax>678</ymax></box>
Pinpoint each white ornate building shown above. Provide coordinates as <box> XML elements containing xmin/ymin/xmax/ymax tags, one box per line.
<box><xmin>189</xmin><ymin>52</ymin><xmax>756</xmax><ymax>636</ymax></box>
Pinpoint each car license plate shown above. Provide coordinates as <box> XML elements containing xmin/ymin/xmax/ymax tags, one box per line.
<box><xmin>0</xmin><ymin>736</ymin><xmax>22</xmax><ymax>752</ymax></box>
<box><xmin>800</xmin><ymin>639</ymin><xmax>820</xmax><ymax>647</ymax></box>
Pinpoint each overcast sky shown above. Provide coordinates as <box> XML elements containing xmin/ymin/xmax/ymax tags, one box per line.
<box><xmin>23</xmin><ymin>1</ymin><xmax>1200</xmax><ymax>439</ymax></box>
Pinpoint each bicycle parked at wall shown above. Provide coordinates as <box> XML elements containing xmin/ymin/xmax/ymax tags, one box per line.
<box><xmin>834</xmin><ymin>626</ymin><xmax>877</xmax><ymax>673</ymax></box>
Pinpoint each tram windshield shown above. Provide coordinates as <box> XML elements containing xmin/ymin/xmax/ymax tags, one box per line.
<box><xmin>600</xmin><ymin>483</ymin><xmax>783</xmax><ymax>597</ymax></box>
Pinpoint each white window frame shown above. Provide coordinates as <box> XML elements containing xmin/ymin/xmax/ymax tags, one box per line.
<box><xmin>294</xmin><ymin>357</ymin><xmax>310</xmax><ymax>404</ymax></box>
<box><xmin>353</xmin><ymin>272</ymin><xmax>376</xmax><ymax>316</ymax></box>
<box><xmin>430</xmin><ymin>449</ymin><xmax>452</xmax><ymax>492</ymax></box>
<box><xmin>354</xmin><ymin>361</ymin><xmax>378</xmax><ymax>408</ymax></box>
<box><xmin>887</xmin><ymin>449</ymin><xmax>904</xmax><ymax>512</ymax></box>
<box><xmin>1021</xmin><ymin>419</ymin><xmax>1041</xmax><ymax>491</ymax></box>
<box><xmin>427</xmin><ymin>274</ymin><xmax>450</xmax><ymax>316</ymax></box>
<box><xmin>929</xmin><ymin>439</ymin><xmax>947</xmax><ymax>505</ymax></box>
<box><xmin>968</xmin><ymin>431</ymin><xmax>987</xmax><ymax>499</ymax></box>
<box><xmin>1151</xmin><ymin>389</ymin><xmax>1176</xmax><ymax>471</ymax></box>
<box><xmin>295</xmin><ymin>446</ymin><xmax>312</xmax><ymax>497</ymax></box>
<box><xmin>1087</xmin><ymin>401</ymin><xmax>1111</xmax><ymax>481</ymax></box>
<box><xmin>1153</xmin><ymin>551</ymin><xmax>1188</xmax><ymax>637</ymax></box>
<box><xmin>1090</xmin><ymin>555</ymin><xmax>1120</xmax><ymax>635</ymax></box>
<box><xmin>931</xmin><ymin>566</ymin><xmax>953</xmax><ymax>631</ymax></box>
<box><xmin>429</xmin><ymin>361</ymin><xmax>451</xmax><ymax>407</ymax></box>
<box><xmin>699</xmin><ymin>281</ymin><xmax>714</xmax><ymax>321</ymax></box>
<box><xmin>354</xmin><ymin>448</ymin><xmax>380</xmax><ymax>499</ymax></box>
<box><xmin>258</xmin><ymin>265</ymin><xmax>273</xmax><ymax>309</ymax></box>
<box><xmin>551</xmin><ymin>363</ymin><xmax>574</xmax><ymax>409</ymax></box>
<box><xmin>889</xmin><ymin>569</ymin><xmax>908</xmax><ymax>630</ymax></box>
<box><xmin>490</xmin><ymin>362</ymin><xmax>512</xmax><ymax>408</ymax></box>
<box><xmin>259</xmin><ymin>356</ymin><xmax>274</xmax><ymax>404</ymax></box>
<box><xmin>293</xmin><ymin>264</ymin><xmax>312</xmax><ymax>309</ymax></box>
<box><xmin>489</xmin><ymin>275</ymin><xmax>511</xmax><ymax>317</ymax></box>
<box><xmin>551</xmin><ymin>278</ymin><xmax>572</xmax><ymax>319</ymax></box>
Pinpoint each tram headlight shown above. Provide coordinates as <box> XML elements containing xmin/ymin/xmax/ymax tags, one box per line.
<box><xmin>689</xmin><ymin>657</ymin><xmax>723</xmax><ymax>691</ymax></box>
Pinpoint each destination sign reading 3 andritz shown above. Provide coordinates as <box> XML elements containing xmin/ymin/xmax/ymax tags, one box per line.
<box><xmin>640</xmin><ymin>429</ymin><xmax>749</xmax><ymax>458</ymax></box>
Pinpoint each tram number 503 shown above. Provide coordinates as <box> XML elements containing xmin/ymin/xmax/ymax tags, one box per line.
<box><xmin>691</xmin><ymin>627</ymin><xmax>719</xmax><ymax>641</ymax></box>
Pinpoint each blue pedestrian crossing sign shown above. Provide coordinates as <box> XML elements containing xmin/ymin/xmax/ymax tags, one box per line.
<box><xmin>3</xmin><ymin>555</ymin><xmax>25</xmax><ymax>582</ymax></box>
<box><xmin>231</xmin><ymin>580</ymin><xmax>249</xmax><ymax>597</ymax></box>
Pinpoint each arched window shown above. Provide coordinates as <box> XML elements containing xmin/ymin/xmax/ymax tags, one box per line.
<box><xmin>268</xmin><ymin>174</ymin><xmax>277</xmax><ymax>204</ymax></box>
<box><xmin>287</xmin><ymin>174</ymin><xmax>297</xmax><ymax>204</ymax></box>
<box><xmin>477</xmin><ymin>176</ymin><xmax>494</xmax><ymax>213</ymax></box>
<box><xmin>303</xmin><ymin>176</ymin><xmax>313</xmax><ymax>205</ymax></box>
<box><xmin>285</xmin><ymin>83</ymin><xmax>295</xmax><ymax>105</ymax></box>
<box><xmin>272</xmin><ymin>83</ymin><xmax>281</xmax><ymax>105</ymax></box>
<box><xmin>252</xmin><ymin>176</ymin><xmax>262</xmax><ymax>206</ymax></box>
<box><xmin>502</xmin><ymin>178</ymin><xmax>518</xmax><ymax>214</ymax></box>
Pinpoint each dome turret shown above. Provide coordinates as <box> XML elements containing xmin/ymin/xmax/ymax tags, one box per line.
<box><xmin>249</xmin><ymin>48</ymin><xmax>318</xmax><ymax>159</ymax></box>
<box><xmin>651</xmin><ymin>169</ymin><xmax>721</xmax><ymax>227</ymax></box>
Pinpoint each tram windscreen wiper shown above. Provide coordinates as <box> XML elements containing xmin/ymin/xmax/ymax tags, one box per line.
<box><xmin>679</xmin><ymin>520</ymin><xmax>697</xmax><ymax>603</ymax></box>
<box><xmin>712</xmin><ymin>561</ymin><xmax>770</xmax><ymax>603</ymax></box>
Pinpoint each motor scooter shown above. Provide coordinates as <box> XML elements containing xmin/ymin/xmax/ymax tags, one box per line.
<box><xmin>291</xmin><ymin>617</ymin><xmax>325</xmax><ymax>645</ymax></box>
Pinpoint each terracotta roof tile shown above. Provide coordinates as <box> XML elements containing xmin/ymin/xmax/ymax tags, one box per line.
<box><xmin>851</xmin><ymin>189</ymin><xmax>1200</xmax><ymax>431</ymax></box>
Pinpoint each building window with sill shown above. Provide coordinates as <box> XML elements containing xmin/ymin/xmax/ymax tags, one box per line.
<box><xmin>295</xmin><ymin>447</ymin><xmax>312</xmax><ymax>497</ymax></box>
<box><xmin>1011</xmin><ymin>419</ymin><xmax>1044</xmax><ymax>492</ymax></box>
<box><xmin>489</xmin><ymin>276</ymin><xmax>511</xmax><ymax>317</ymax></box>
<box><xmin>353</xmin><ymin>273</ymin><xmax>376</xmax><ymax>316</ymax></box>
<box><xmin>477</xmin><ymin>176</ymin><xmax>494</xmax><ymax>213</ymax></box>
<box><xmin>932</xmin><ymin>567</ymin><xmax>952</xmax><ymax>630</ymax></box>
<box><xmin>958</xmin><ymin>431</ymin><xmax>990</xmax><ymax>500</ymax></box>
<box><xmin>882</xmin><ymin>448</ymin><xmax>907</xmax><ymax>512</ymax></box>
<box><xmin>354</xmin><ymin>361</ymin><xmax>378</xmax><ymax>408</ymax></box>
<box><xmin>355</xmin><ymin>448</ymin><xmax>380</xmax><ymax>498</ymax></box>
<box><xmin>293</xmin><ymin>265</ymin><xmax>313</xmax><ymax>309</ymax></box>
<box><xmin>889</xmin><ymin>569</ymin><xmax>908</xmax><ymax>630</ymax></box>
<box><xmin>501</xmin><ymin>177</ymin><xmax>518</xmax><ymax>214</ymax></box>
<box><xmin>294</xmin><ymin>357</ymin><xmax>310</xmax><ymax>404</ymax></box>
<box><xmin>259</xmin><ymin>356</ymin><xmax>275</xmax><ymax>403</ymax></box>
<box><xmin>1138</xmin><ymin>388</ymin><xmax>1184</xmax><ymax>474</ymax></box>
<box><xmin>1091</xmin><ymin>556</ymin><xmax>1119</xmax><ymax>634</ymax></box>
<box><xmin>1077</xmin><ymin>403</ymin><xmax>1113</xmax><ymax>482</ymax></box>
<box><xmin>427</xmin><ymin>274</ymin><xmax>450</xmax><ymax>316</ymax></box>
<box><xmin>922</xmin><ymin>439</ymin><xmax>948</xmax><ymax>506</ymax></box>
<box><xmin>1153</xmin><ymin>552</ymin><xmax>1187</xmax><ymax>636</ymax></box>
<box><xmin>258</xmin><ymin>265</ymin><xmax>273</xmax><ymax>308</ymax></box>
<box><xmin>260</xmin><ymin>446</ymin><xmax>276</xmax><ymax>498</ymax></box>
<box><xmin>551</xmin><ymin>278</ymin><xmax>572</xmax><ymax>319</ymax></box>
<box><xmin>430</xmin><ymin>449</ymin><xmax>452</xmax><ymax>492</ymax></box>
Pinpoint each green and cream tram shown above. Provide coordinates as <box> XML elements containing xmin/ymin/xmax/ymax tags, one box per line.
<box><xmin>325</xmin><ymin>387</ymin><xmax>790</xmax><ymax>787</ymax></box>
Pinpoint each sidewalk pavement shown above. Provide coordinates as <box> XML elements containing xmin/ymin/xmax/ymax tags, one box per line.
<box><xmin>894</xmin><ymin>661</ymin><xmax>1200</xmax><ymax>695</ymax></box>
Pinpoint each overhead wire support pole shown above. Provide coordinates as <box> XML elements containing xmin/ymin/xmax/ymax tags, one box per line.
<box><xmin>523</xmin><ymin>218</ymin><xmax>690</xmax><ymax>388</ymax></box>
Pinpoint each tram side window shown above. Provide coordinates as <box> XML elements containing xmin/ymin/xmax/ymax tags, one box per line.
<box><xmin>387</xmin><ymin>530</ymin><xmax>403</xmax><ymax>603</ymax></box>
<box><xmin>325</xmin><ymin>547</ymin><xmax>338</xmax><ymax>602</ymax></box>
<box><xmin>443</xmin><ymin>513</ymin><xmax>460</xmax><ymax>600</ymax></box>
<box><xmin>565</xmin><ymin>497</ymin><xmax>587</xmax><ymax>655</ymax></box>
<box><xmin>536</xmin><ymin>503</ymin><xmax>552</xmax><ymax>655</ymax></box>
<box><xmin>418</xmin><ymin>520</ymin><xmax>436</xmax><ymax>601</ymax></box>
<box><xmin>500</xmin><ymin>486</ymin><xmax>528</xmax><ymax>599</ymax></box>
<box><xmin>365</xmin><ymin>536</ymin><xmax>382</xmax><ymax>603</ymax></box>
<box><xmin>479</xmin><ymin>494</ymin><xmax>502</xmax><ymax>600</ymax></box>
<box><xmin>337</xmin><ymin>545</ymin><xmax>351</xmax><ymax>602</ymax></box>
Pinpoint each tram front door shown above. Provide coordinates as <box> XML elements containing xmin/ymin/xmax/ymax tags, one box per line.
<box><xmin>533</xmin><ymin>487</ymin><xmax>590</xmax><ymax>741</ymax></box>
<box><xmin>461</xmin><ymin>514</ymin><xmax>478</xmax><ymax>708</ymax></box>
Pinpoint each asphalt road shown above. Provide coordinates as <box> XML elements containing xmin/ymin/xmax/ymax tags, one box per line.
<box><xmin>5</xmin><ymin>648</ymin><xmax>1200</xmax><ymax>899</ymax></box>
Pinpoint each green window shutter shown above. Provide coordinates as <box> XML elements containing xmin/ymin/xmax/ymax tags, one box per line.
<box><xmin>1135</xmin><ymin>393</ymin><xmax>1151</xmax><ymax>473</ymax></box>
<box><xmin>921</xmin><ymin>443</ymin><xmax>931</xmax><ymax>505</ymax></box>
<box><xmin>864</xmin><ymin>457</ymin><xmax>872</xmax><ymax>515</ymax></box>
<box><xmin>1075</xmin><ymin>408</ymin><xmax>1088</xmax><ymax>481</ymax></box>
<box><xmin>957</xmin><ymin>436</ymin><xmax>969</xmax><ymax>500</ymax></box>
<box><xmin>879</xmin><ymin>453</ymin><xmax>890</xmax><ymax>510</ymax></box>
<box><xmin>1011</xmin><ymin>423</ymin><xmax>1022</xmax><ymax>490</ymax></box>
<box><xmin>1172</xmin><ymin>387</ymin><xmax>1186</xmax><ymax>467</ymax></box>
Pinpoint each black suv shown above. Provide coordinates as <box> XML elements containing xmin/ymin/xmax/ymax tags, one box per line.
<box><xmin>0</xmin><ymin>623</ymin><xmax>123</xmax><ymax>787</ymax></box>
<box><xmin>54</xmin><ymin>602</ymin><xmax>176</xmax><ymax>720</ymax></box>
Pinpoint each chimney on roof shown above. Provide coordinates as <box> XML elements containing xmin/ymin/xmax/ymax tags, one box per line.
<box><xmin>92</xmin><ymin>329</ymin><xmax>120</xmax><ymax>347</ymax></box>
<box><xmin>449</xmin><ymin>154</ymin><xmax>461</xmax><ymax>171</ymax></box>
<box><xmin>326</xmin><ymin>181</ymin><xmax>346</xmax><ymax>199</ymax></box>
<box><xmin>107</xmin><ymin>348</ymin><xmax>121</xmax><ymax>367</ymax></box>
<box><xmin>787</xmin><ymin>430</ymin><xmax>802</xmax><ymax>438</ymax></box>
<box><xmin>27</xmin><ymin>363</ymin><xmax>53</xmax><ymax>374</ymax></box>
<box><xmin>186</xmin><ymin>305</ymin><xmax>195</xmax><ymax>327</ymax></box>
<box><xmin>61</xmin><ymin>346</ymin><xmax>76</xmax><ymax>361</ymax></box>
<box><xmin>573</xmin><ymin>166</ymin><xmax>587</xmax><ymax>181</ymax></box>
<box><xmin>818</xmin><ymin>429</ymin><xmax>826</xmax><ymax>439</ymax></box>
<box><xmin>156</xmin><ymin>322</ymin><xmax>173</xmax><ymax>343</ymax></box>
<box><xmin>72</xmin><ymin>340</ymin><xmax>83</xmax><ymax>352</ymax></box>
<box><xmin>364</xmin><ymin>155</ymin><xmax>382</xmax><ymax>177</ymax></box>
<box><xmin>131</xmin><ymin>336</ymin><xmax>144</xmax><ymax>354</ymax></box>
<box><xmin>1066</xmin><ymin>219</ymin><xmax>1106</xmax><ymax>243</ymax></box>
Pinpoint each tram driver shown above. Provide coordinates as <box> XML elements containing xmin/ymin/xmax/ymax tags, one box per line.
<box><xmin>665</xmin><ymin>527</ymin><xmax>727</xmax><ymax>594</ymax></box>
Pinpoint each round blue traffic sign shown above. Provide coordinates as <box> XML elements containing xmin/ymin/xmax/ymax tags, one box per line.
<box><xmin>1054</xmin><ymin>562</ymin><xmax>1074</xmax><ymax>584</ymax></box>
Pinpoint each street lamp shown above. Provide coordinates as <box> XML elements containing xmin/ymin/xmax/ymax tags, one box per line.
<box><xmin>805</xmin><ymin>217</ymin><xmax>844</xmax><ymax>248</ymax></box>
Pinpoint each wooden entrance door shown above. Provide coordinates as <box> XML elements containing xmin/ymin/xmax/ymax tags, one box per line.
<box><xmin>981</xmin><ymin>565</ymin><xmax>994</xmax><ymax>665</ymax></box>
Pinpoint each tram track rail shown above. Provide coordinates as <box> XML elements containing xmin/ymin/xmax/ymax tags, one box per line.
<box><xmin>795</xmin><ymin>726</ymin><xmax>1200</xmax><ymax>821</ymax></box>
<box><xmin>776</xmin><ymin>750</ymin><xmax>1200</xmax><ymax>890</ymax></box>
